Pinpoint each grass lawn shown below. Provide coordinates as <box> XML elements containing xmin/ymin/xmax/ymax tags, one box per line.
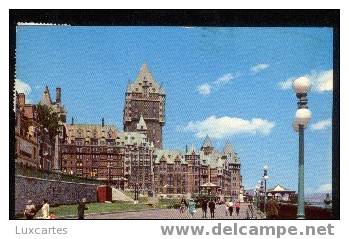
<box><xmin>157</xmin><ymin>198</ymin><xmax>182</xmax><ymax>209</ymax></box>
<box><xmin>34</xmin><ymin>201</ymin><xmax>152</xmax><ymax>218</ymax></box>
<box><xmin>122</xmin><ymin>191</ymin><xmax>149</xmax><ymax>203</ymax></box>
<box><xmin>17</xmin><ymin>197</ymin><xmax>181</xmax><ymax>219</ymax></box>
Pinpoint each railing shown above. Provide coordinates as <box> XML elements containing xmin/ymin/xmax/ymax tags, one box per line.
<box><xmin>15</xmin><ymin>165</ymin><xmax>102</xmax><ymax>185</ymax></box>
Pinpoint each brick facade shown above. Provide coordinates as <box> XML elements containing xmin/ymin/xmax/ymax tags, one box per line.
<box><xmin>123</xmin><ymin>64</ymin><xmax>165</xmax><ymax>149</ymax></box>
<box><xmin>15</xmin><ymin>65</ymin><xmax>242</xmax><ymax>198</ymax></box>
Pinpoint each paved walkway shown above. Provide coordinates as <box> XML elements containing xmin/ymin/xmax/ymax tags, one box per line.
<box><xmin>86</xmin><ymin>203</ymin><xmax>264</xmax><ymax>219</ymax></box>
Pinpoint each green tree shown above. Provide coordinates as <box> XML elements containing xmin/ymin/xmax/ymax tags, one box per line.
<box><xmin>36</xmin><ymin>104</ymin><xmax>60</xmax><ymax>144</ymax></box>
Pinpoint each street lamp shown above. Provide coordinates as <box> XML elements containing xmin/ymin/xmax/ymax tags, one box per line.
<box><xmin>255</xmin><ymin>183</ymin><xmax>260</xmax><ymax>213</ymax></box>
<box><xmin>256</xmin><ymin>180</ymin><xmax>261</xmax><ymax>211</ymax></box>
<box><xmin>134</xmin><ymin>183</ymin><xmax>139</xmax><ymax>202</ymax></box>
<box><xmin>263</xmin><ymin>165</ymin><xmax>269</xmax><ymax>215</ymax></box>
<box><xmin>293</xmin><ymin>76</ymin><xmax>311</xmax><ymax>219</ymax></box>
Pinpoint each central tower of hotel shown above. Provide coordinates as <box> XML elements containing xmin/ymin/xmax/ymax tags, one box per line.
<box><xmin>123</xmin><ymin>64</ymin><xmax>166</xmax><ymax>149</ymax></box>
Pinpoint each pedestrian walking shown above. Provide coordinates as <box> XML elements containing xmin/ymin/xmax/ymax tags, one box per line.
<box><xmin>235</xmin><ymin>201</ymin><xmax>240</xmax><ymax>217</ymax></box>
<box><xmin>41</xmin><ymin>199</ymin><xmax>50</xmax><ymax>219</ymax></box>
<box><xmin>208</xmin><ymin>199</ymin><xmax>216</xmax><ymax>218</ymax></box>
<box><xmin>24</xmin><ymin>200</ymin><xmax>36</xmax><ymax>219</ymax></box>
<box><xmin>228</xmin><ymin>200</ymin><xmax>234</xmax><ymax>216</ymax></box>
<box><xmin>266</xmin><ymin>197</ymin><xmax>279</xmax><ymax>219</ymax></box>
<box><xmin>180</xmin><ymin>197</ymin><xmax>187</xmax><ymax>213</ymax></box>
<box><xmin>201</xmin><ymin>199</ymin><xmax>208</xmax><ymax>218</ymax></box>
<box><xmin>225</xmin><ymin>200</ymin><xmax>229</xmax><ymax>216</ymax></box>
<box><xmin>188</xmin><ymin>199</ymin><xmax>196</xmax><ymax>217</ymax></box>
<box><xmin>77</xmin><ymin>198</ymin><xmax>88</xmax><ymax>219</ymax></box>
<box><xmin>248</xmin><ymin>202</ymin><xmax>254</xmax><ymax>219</ymax></box>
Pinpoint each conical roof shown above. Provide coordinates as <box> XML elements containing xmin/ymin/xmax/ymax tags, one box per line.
<box><xmin>202</xmin><ymin>135</ymin><xmax>213</xmax><ymax>148</ymax></box>
<box><xmin>126</xmin><ymin>63</ymin><xmax>164</xmax><ymax>94</ymax></box>
<box><xmin>223</xmin><ymin>142</ymin><xmax>234</xmax><ymax>155</ymax></box>
<box><xmin>136</xmin><ymin>115</ymin><xmax>147</xmax><ymax>130</ymax></box>
<box><xmin>40</xmin><ymin>85</ymin><xmax>52</xmax><ymax>106</ymax></box>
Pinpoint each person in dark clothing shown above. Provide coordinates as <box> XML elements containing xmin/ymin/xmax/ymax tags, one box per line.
<box><xmin>201</xmin><ymin>199</ymin><xmax>208</xmax><ymax>218</ymax></box>
<box><xmin>208</xmin><ymin>199</ymin><xmax>216</xmax><ymax>218</ymax></box>
<box><xmin>77</xmin><ymin>198</ymin><xmax>88</xmax><ymax>219</ymax></box>
<box><xmin>235</xmin><ymin>202</ymin><xmax>240</xmax><ymax>217</ymax></box>
<box><xmin>181</xmin><ymin>197</ymin><xmax>188</xmax><ymax>207</ymax></box>
<box><xmin>180</xmin><ymin>197</ymin><xmax>187</xmax><ymax>213</ymax></box>
<box><xmin>228</xmin><ymin>200</ymin><xmax>234</xmax><ymax>216</ymax></box>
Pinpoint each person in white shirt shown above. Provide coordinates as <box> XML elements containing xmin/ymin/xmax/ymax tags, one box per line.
<box><xmin>41</xmin><ymin>199</ymin><xmax>50</xmax><ymax>219</ymax></box>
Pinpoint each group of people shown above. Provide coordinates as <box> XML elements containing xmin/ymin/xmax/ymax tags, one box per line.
<box><xmin>23</xmin><ymin>198</ymin><xmax>89</xmax><ymax>219</ymax></box>
<box><xmin>179</xmin><ymin>197</ymin><xmax>241</xmax><ymax>219</ymax></box>
<box><xmin>24</xmin><ymin>199</ymin><xmax>56</xmax><ymax>219</ymax></box>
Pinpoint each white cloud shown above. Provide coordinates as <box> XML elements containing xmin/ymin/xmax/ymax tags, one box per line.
<box><xmin>278</xmin><ymin>77</ymin><xmax>295</xmax><ymax>90</ymax></box>
<box><xmin>197</xmin><ymin>73</ymin><xmax>240</xmax><ymax>95</ymax></box>
<box><xmin>310</xmin><ymin>119</ymin><xmax>332</xmax><ymax>131</ymax></box>
<box><xmin>197</xmin><ymin>83</ymin><xmax>211</xmax><ymax>95</ymax></box>
<box><xmin>314</xmin><ymin>69</ymin><xmax>333</xmax><ymax>92</ymax></box>
<box><xmin>213</xmin><ymin>73</ymin><xmax>237</xmax><ymax>85</ymax></box>
<box><xmin>180</xmin><ymin>115</ymin><xmax>275</xmax><ymax>139</ymax></box>
<box><xmin>317</xmin><ymin>183</ymin><xmax>332</xmax><ymax>193</ymax></box>
<box><xmin>250</xmin><ymin>64</ymin><xmax>269</xmax><ymax>74</ymax></box>
<box><xmin>279</xmin><ymin>69</ymin><xmax>333</xmax><ymax>93</ymax></box>
<box><xmin>15</xmin><ymin>79</ymin><xmax>32</xmax><ymax>95</ymax></box>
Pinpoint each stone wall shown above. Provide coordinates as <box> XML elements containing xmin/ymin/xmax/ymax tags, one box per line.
<box><xmin>15</xmin><ymin>175</ymin><xmax>98</xmax><ymax>215</ymax></box>
<box><xmin>259</xmin><ymin>202</ymin><xmax>333</xmax><ymax>219</ymax></box>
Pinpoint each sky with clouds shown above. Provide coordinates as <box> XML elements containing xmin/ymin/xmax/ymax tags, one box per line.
<box><xmin>15</xmin><ymin>26</ymin><xmax>333</xmax><ymax>193</ymax></box>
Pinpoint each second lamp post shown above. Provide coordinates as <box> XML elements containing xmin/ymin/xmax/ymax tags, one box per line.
<box><xmin>293</xmin><ymin>76</ymin><xmax>312</xmax><ymax>219</ymax></box>
<box><xmin>263</xmin><ymin>165</ymin><xmax>269</xmax><ymax>215</ymax></box>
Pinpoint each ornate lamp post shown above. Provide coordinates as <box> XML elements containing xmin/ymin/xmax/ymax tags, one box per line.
<box><xmin>263</xmin><ymin>165</ymin><xmax>269</xmax><ymax>215</ymax></box>
<box><xmin>293</xmin><ymin>77</ymin><xmax>311</xmax><ymax>219</ymax></box>
<box><xmin>134</xmin><ymin>183</ymin><xmax>139</xmax><ymax>202</ymax></box>
<box><xmin>256</xmin><ymin>180</ymin><xmax>261</xmax><ymax>211</ymax></box>
<box><xmin>255</xmin><ymin>183</ymin><xmax>259</xmax><ymax>212</ymax></box>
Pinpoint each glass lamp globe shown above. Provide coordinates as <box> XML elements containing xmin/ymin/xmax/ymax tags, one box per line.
<box><xmin>295</xmin><ymin>108</ymin><xmax>312</xmax><ymax>126</ymax></box>
<box><xmin>293</xmin><ymin>76</ymin><xmax>311</xmax><ymax>94</ymax></box>
<box><xmin>264</xmin><ymin>165</ymin><xmax>268</xmax><ymax>171</ymax></box>
<box><xmin>293</xmin><ymin>120</ymin><xmax>300</xmax><ymax>132</ymax></box>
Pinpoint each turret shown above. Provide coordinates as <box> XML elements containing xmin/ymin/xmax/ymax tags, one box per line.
<box><xmin>56</xmin><ymin>87</ymin><xmax>61</xmax><ymax>103</ymax></box>
<box><xmin>201</xmin><ymin>135</ymin><xmax>214</xmax><ymax>155</ymax></box>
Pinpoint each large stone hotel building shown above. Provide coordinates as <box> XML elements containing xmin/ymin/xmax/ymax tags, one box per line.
<box><xmin>15</xmin><ymin>64</ymin><xmax>242</xmax><ymax>197</ymax></box>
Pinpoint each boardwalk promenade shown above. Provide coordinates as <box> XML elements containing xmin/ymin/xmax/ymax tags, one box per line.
<box><xmin>86</xmin><ymin>203</ymin><xmax>264</xmax><ymax>219</ymax></box>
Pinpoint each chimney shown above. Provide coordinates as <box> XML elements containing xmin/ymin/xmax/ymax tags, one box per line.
<box><xmin>185</xmin><ymin>145</ymin><xmax>188</xmax><ymax>153</ymax></box>
<box><xmin>56</xmin><ymin>87</ymin><xmax>61</xmax><ymax>103</ymax></box>
<box><xmin>18</xmin><ymin>93</ymin><xmax>25</xmax><ymax>108</ymax></box>
<box><xmin>102</xmin><ymin>118</ymin><xmax>105</xmax><ymax>127</ymax></box>
<box><xmin>71</xmin><ymin>117</ymin><xmax>74</xmax><ymax>125</ymax></box>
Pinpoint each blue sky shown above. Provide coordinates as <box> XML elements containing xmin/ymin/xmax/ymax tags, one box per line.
<box><xmin>15</xmin><ymin>26</ymin><xmax>333</xmax><ymax>193</ymax></box>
